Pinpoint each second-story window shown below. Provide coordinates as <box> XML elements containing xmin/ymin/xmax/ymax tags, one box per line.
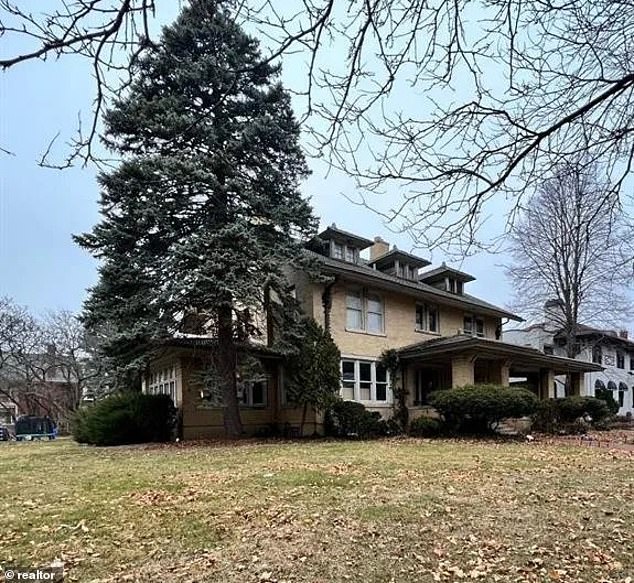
<box><xmin>346</xmin><ymin>289</ymin><xmax>384</xmax><ymax>334</ymax></box>
<box><xmin>464</xmin><ymin>314</ymin><xmax>484</xmax><ymax>337</ymax></box>
<box><xmin>415</xmin><ymin>304</ymin><xmax>439</xmax><ymax>333</ymax></box>
<box><xmin>592</xmin><ymin>345</ymin><xmax>602</xmax><ymax>364</ymax></box>
<box><xmin>617</xmin><ymin>351</ymin><xmax>625</xmax><ymax>369</ymax></box>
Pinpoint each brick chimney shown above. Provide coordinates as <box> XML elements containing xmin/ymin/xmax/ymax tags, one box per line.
<box><xmin>370</xmin><ymin>236</ymin><xmax>390</xmax><ymax>260</ymax></box>
<box><xmin>619</xmin><ymin>329</ymin><xmax>628</xmax><ymax>339</ymax></box>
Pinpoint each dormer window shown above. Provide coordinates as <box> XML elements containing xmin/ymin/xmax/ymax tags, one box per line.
<box><xmin>331</xmin><ymin>241</ymin><xmax>358</xmax><ymax>263</ymax></box>
<box><xmin>447</xmin><ymin>278</ymin><xmax>463</xmax><ymax>294</ymax></box>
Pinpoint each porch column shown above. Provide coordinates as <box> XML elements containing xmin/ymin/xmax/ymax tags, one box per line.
<box><xmin>499</xmin><ymin>360</ymin><xmax>511</xmax><ymax>387</ymax></box>
<box><xmin>451</xmin><ymin>355</ymin><xmax>475</xmax><ymax>387</ymax></box>
<box><xmin>539</xmin><ymin>368</ymin><xmax>555</xmax><ymax>400</ymax></box>
<box><xmin>569</xmin><ymin>372</ymin><xmax>582</xmax><ymax>396</ymax></box>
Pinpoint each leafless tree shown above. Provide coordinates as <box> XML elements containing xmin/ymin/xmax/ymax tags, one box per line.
<box><xmin>0</xmin><ymin>299</ymin><xmax>102</xmax><ymax>427</ymax></box>
<box><xmin>505</xmin><ymin>160</ymin><xmax>634</xmax><ymax>359</ymax></box>
<box><xmin>3</xmin><ymin>1</ymin><xmax>634</xmax><ymax>248</ymax></box>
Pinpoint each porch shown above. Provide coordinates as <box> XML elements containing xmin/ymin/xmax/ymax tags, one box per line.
<box><xmin>398</xmin><ymin>335</ymin><xmax>602</xmax><ymax>408</ymax></box>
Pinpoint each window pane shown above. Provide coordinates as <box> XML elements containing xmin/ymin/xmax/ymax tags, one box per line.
<box><xmin>333</xmin><ymin>243</ymin><xmax>344</xmax><ymax>259</ymax></box>
<box><xmin>359</xmin><ymin>362</ymin><xmax>372</xmax><ymax>382</ymax></box>
<box><xmin>359</xmin><ymin>383</ymin><xmax>371</xmax><ymax>400</ymax></box>
<box><xmin>367</xmin><ymin>294</ymin><xmax>383</xmax><ymax>314</ymax></box>
<box><xmin>251</xmin><ymin>381</ymin><xmax>266</xmax><ymax>405</ymax></box>
<box><xmin>345</xmin><ymin>247</ymin><xmax>356</xmax><ymax>262</ymax></box>
<box><xmin>341</xmin><ymin>383</ymin><xmax>354</xmax><ymax>400</ymax></box>
<box><xmin>346</xmin><ymin>290</ymin><xmax>362</xmax><ymax>309</ymax></box>
<box><xmin>346</xmin><ymin>308</ymin><xmax>363</xmax><ymax>330</ymax></box>
<box><xmin>463</xmin><ymin>316</ymin><xmax>473</xmax><ymax>333</ymax></box>
<box><xmin>415</xmin><ymin>305</ymin><xmax>424</xmax><ymax>330</ymax></box>
<box><xmin>376</xmin><ymin>383</ymin><xmax>387</xmax><ymax>401</ymax></box>
<box><xmin>476</xmin><ymin>319</ymin><xmax>484</xmax><ymax>336</ymax></box>
<box><xmin>376</xmin><ymin>363</ymin><xmax>387</xmax><ymax>383</ymax></box>
<box><xmin>342</xmin><ymin>361</ymin><xmax>355</xmax><ymax>380</ymax></box>
<box><xmin>367</xmin><ymin>312</ymin><xmax>383</xmax><ymax>333</ymax></box>
<box><xmin>428</xmin><ymin>308</ymin><xmax>438</xmax><ymax>332</ymax></box>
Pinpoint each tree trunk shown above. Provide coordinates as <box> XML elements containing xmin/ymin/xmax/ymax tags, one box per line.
<box><xmin>217</xmin><ymin>303</ymin><xmax>242</xmax><ymax>437</ymax></box>
<box><xmin>300</xmin><ymin>401</ymin><xmax>307</xmax><ymax>437</ymax></box>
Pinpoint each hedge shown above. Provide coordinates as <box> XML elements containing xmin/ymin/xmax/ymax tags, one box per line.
<box><xmin>532</xmin><ymin>396</ymin><xmax>611</xmax><ymax>434</ymax></box>
<box><xmin>324</xmin><ymin>400</ymin><xmax>388</xmax><ymax>438</ymax></box>
<box><xmin>429</xmin><ymin>385</ymin><xmax>539</xmax><ymax>435</ymax></box>
<box><xmin>72</xmin><ymin>392</ymin><xmax>177</xmax><ymax>446</ymax></box>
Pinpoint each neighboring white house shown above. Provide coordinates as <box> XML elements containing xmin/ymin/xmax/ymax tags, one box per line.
<box><xmin>505</xmin><ymin>321</ymin><xmax>634</xmax><ymax>416</ymax></box>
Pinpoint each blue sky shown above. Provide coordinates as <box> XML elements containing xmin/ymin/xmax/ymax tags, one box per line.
<box><xmin>0</xmin><ymin>3</ymin><xmax>563</xmax><ymax>322</ymax></box>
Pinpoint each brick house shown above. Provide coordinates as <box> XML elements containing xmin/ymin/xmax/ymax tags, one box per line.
<box><xmin>143</xmin><ymin>225</ymin><xmax>601</xmax><ymax>438</ymax></box>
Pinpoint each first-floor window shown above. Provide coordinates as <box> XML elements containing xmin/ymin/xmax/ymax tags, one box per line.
<box><xmin>238</xmin><ymin>378</ymin><xmax>268</xmax><ymax>407</ymax></box>
<box><xmin>148</xmin><ymin>366</ymin><xmax>178</xmax><ymax>402</ymax></box>
<box><xmin>340</xmin><ymin>359</ymin><xmax>389</xmax><ymax>402</ymax></box>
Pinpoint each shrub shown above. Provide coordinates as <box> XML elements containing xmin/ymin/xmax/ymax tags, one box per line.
<box><xmin>325</xmin><ymin>400</ymin><xmax>388</xmax><ymax>439</ymax></box>
<box><xmin>408</xmin><ymin>416</ymin><xmax>442</xmax><ymax>438</ymax></box>
<box><xmin>595</xmin><ymin>387</ymin><xmax>620</xmax><ymax>415</ymax></box>
<box><xmin>429</xmin><ymin>385</ymin><xmax>539</xmax><ymax>435</ymax></box>
<box><xmin>72</xmin><ymin>392</ymin><xmax>176</xmax><ymax>446</ymax></box>
<box><xmin>531</xmin><ymin>396</ymin><xmax>611</xmax><ymax>434</ymax></box>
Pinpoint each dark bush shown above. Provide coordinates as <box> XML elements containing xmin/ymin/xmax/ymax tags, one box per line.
<box><xmin>72</xmin><ymin>392</ymin><xmax>176</xmax><ymax>446</ymax></box>
<box><xmin>325</xmin><ymin>400</ymin><xmax>388</xmax><ymax>438</ymax></box>
<box><xmin>429</xmin><ymin>385</ymin><xmax>539</xmax><ymax>435</ymax></box>
<box><xmin>595</xmin><ymin>387</ymin><xmax>620</xmax><ymax>415</ymax></box>
<box><xmin>408</xmin><ymin>416</ymin><xmax>442</xmax><ymax>437</ymax></box>
<box><xmin>531</xmin><ymin>396</ymin><xmax>611</xmax><ymax>434</ymax></box>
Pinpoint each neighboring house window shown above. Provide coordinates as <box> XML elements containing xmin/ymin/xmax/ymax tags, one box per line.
<box><xmin>346</xmin><ymin>289</ymin><xmax>384</xmax><ymax>334</ymax></box>
<box><xmin>617</xmin><ymin>352</ymin><xmax>625</xmax><ymax>369</ymax></box>
<box><xmin>415</xmin><ymin>304</ymin><xmax>439</xmax><ymax>333</ymax></box>
<box><xmin>464</xmin><ymin>314</ymin><xmax>484</xmax><ymax>337</ymax></box>
<box><xmin>148</xmin><ymin>366</ymin><xmax>177</xmax><ymax>403</ymax></box>
<box><xmin>618</xmin><ymin>382</ymin><xmax>627</xmax><ymax>408</ymax></box>
<box><xmin>238</xmin><ymin>378</ymin><xmax>267</xmax><ymax>407</ymax></box>
<box><xmin>340</xmin><ymin>359</ymin><xmax>389</xmax><ymax>402</ymax></box>
<box><xmin>543</xmin><ymin>345</ymin><xmax>554</xmax><ymax>355</ymax></box>
<box><xmin>592</xmin><ymin>345</ymin><xmax>602</xmax><ymax>364</ymax></box>
<box><xmin>630</xmin><ymin>356</ymin><xmax>634</xmax><ymax>371</ymax></box>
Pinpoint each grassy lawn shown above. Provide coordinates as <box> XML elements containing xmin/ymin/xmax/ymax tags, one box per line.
<box><xmin>1</xmin><ymin>438</ymin><xmax>633</xmax><ymax>582</ymax></box>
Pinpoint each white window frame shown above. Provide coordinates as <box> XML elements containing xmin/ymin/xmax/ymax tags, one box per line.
<box><xmin>345</xmin><ymin>288</ymin><xmax>385</xmax><ymax>334</ymax></box>
<box><xmin>340</xmin><ymin>359</ymin><xmax>390</xmax><ymax>403</ymax></box>
<box><xmin>147</xmin><ymin>366</ymin><xmax>178</xmax><ymax>403</ymax></box>
<box><xmin>415</xmin><ymin>303</ymin><xmax>439</xmax><ymax>333</ymax></box>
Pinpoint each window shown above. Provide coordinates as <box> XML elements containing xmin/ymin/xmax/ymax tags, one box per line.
<box><xmin>345</xmin><ymin>289</ymin><xmax>384</xmax><ymax>334</ymax></box>
<box><xmin>366</xmin><ymin>293</ymin><xmax>384</xmax><ymax>333</ymax></box>
<box><xmin>340</xmin><ymin>359</ymin><xmax>389</xmax><ymax>402</ymax></box>
<box><xmin>617</xmin><ymin>351</ymin><xmax>625</xmax><ymax>369</ymax></box>
<box><xmin>238</xmin><ymin>378</ymin><xmax>268</xmax><ymax>407</ymax></box>
<box><xmin>416</xmin><ymin>303</ymin><xmax>439</xmax><ymax>333</ymax></box>
<box><xmin>630</xmin><ymin>356</ymin><xmax>634</xmax><ymax>371</ymax></box>
<box><xmin>147</xmin><ymin>366</ymin><xmax>177</xmax><ymax>402</ymax></box>
<box><xmin>464</xmin><ymin>314</ymin><xmax>484</xmax><ymax>337</ymax></box>
<box><xmin>331</xmin><ymin>241</ymin><xmax>358</xmax><ymax>263</ymax></box>
<box><xmin>346</xmin><ymin>289</ymin><xmax>364</xmax><ymax>330</ymax></box>
<box><xmin>543</xmin><ymin>345</ymin><xmax>554</xmax><ymax>355</ymax></box>
<box><xmin>592</xmin><ymin>345</ymin><xmax>602</xmax><ymax>364</ymax></box>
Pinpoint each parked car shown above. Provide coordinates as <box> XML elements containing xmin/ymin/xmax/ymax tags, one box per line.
<box><xmin>15</xmin><ymin>416</ymin><xmax>57</xmax><ymax>441</ymax></box>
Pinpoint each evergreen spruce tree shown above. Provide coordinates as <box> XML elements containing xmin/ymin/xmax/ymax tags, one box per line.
<box><xmin>76</xmin><ymin>0</ymin><xmax>317</xmax><ymax>436</ymax></box>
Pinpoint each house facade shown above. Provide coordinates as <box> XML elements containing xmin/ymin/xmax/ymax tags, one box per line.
<box><xmin>143</xmin><ymin>225</ymin><xmax>602</xmax><ymax>438</ymax></box>
<box><xmin>506</xmin><ymin>321</ymin><xmax>634</xmax><ymax>416</ymax></box>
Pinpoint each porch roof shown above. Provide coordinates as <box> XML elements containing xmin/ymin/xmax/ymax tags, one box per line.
<box><xmin>397</xmin><ymin>334</ymin><xmax>603</xmax><ymax>374</ymax></box>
